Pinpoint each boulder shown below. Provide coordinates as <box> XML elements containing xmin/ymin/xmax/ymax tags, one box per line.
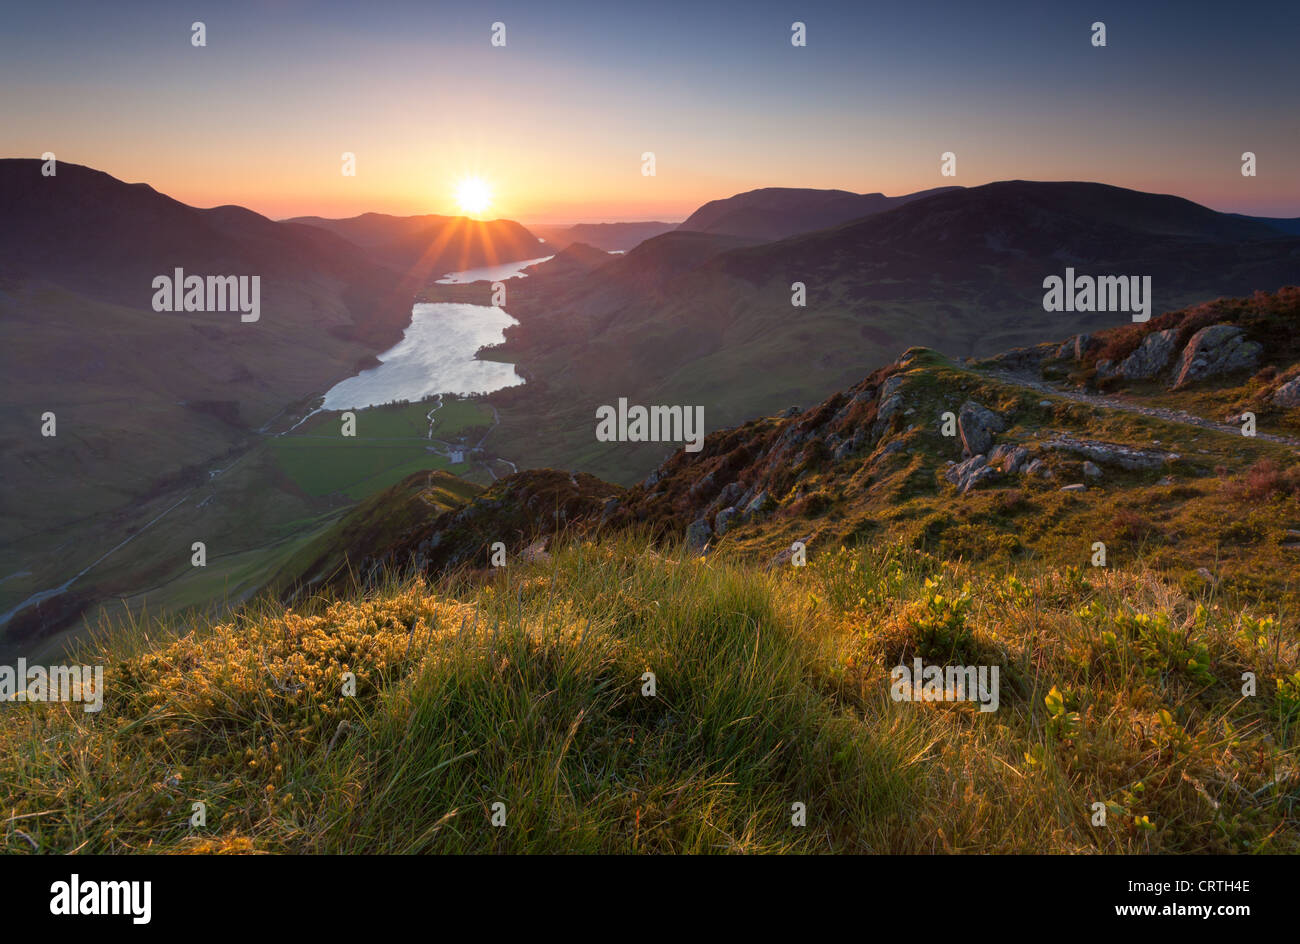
<box><xmin>1060</xmin><ymin>483</ymin><xmax>1087</xmax><ymax>493</ymax></box>
<box><xmin>1273</xmin><ymin>376</ymin><xmax>1300</xmax><ymax>408</ymax></box>
<box><xmin>712</xmin><ymin>481</ymin><xmax>744</xmax><ymax>511</ymax></box>
<box><xmin>878</xmin><ymin>375</ymin><xmax>906</xmax><ymax>401</ymax></box>
<box><xmin>1054</xmin><ymin>333</ymin><xmax>1091</xmax><ymax>363</ymax></box>
<box><xmin>1023</xmin><ymin>458</ymin><xmax>1053</xmax><ymax>479</ymax></box>
<box><xmin>833</xmin><ymin>430</ymin><xmax>866</xmax><ymax>461</ymax></box>
<box><xmin>945</xmin><ymin>454</ymin><xmax>998</xmax><ymax>494</ymax></box>
<box><xmin>958</xmin><ymin>400</ymin><xmax>1007</xmax><ymax>458</ymax></box>
<box><xmin>689</xmin><ymin>471</ymin><xmax>716</xmax><ymax>497</ymax></box>
<box><xmin>685</xmin><ymin>517</ymin><xmax>712</xmax><ymax>549</ymax></box>
<box><xmin>988</xmin><ymin>443</ymin><xmax>1029</xmax><ymax>474</ymax></box>
<box><xmin>743</xmin><ymin>490</ymin><xmax>769</xmax><ymax>517</ymax></box>
<box><xmin>1170</xmin><ymin>324</ymin><xmax>1262</xmax><ymax>390</ymax></box>
<box><xmin>876</xmin><ymin>394</ymin><xmax>904</xmax><ymax>421</ymax></box>
<box><xmin>1116</xmin><ymin>328</ymin><xmax>1179</xmax><ymax>380</ymax></box>
<box><xmin>1082</xmin><ymin>461</ymin><xmax>1102</xmax><ymax>479</ymax></box>
<box><xmin>714</xmin><ymin>507</ymin><xmax>737</xmax><ymax>536</ymax></box>
<box><xmin>1042</xmin><ymin>436</ymin><xmax>1175</xmax><ymax>471</ymax></box>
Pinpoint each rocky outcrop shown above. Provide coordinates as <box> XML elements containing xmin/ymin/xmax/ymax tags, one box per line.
<box><xmin>1273</xmin><ymin>376</ymin><xmax>1300</xmax><ymax>408</ymax></box>
<box><xmin>982</xmin><ymin>342</ymin><xmax>1056</xmax><ymax>372</ymax></box>
<box><xmin>872</xmin><ymin>374</ymin><xmax>908</xmax><ymax>435</ymax></box>
<box><xmin>1170</xmin><ymin>324</ymin><xmax>1262</xmax><ymax>390</ymax></box>
<box><xmin>1023</xmin><ymin>458</ymin><xmax>1053</xmax><ymax>479</ymax></box>
<box><xmin>1113</xmin><ymin>328</ymin><xmax>1179</xmax><ymax>380</ymax></box>
<box><xmin>1041</xmin><ymin>437</ymin><xmax>1176</xmax><ymax>471</ymax></box>
<box><xmin>988</xmin><ymin>443</ymin><xmax>1029</xmax><ymax>474</ymax></box>
<box><xmin>1055</xmin><ymin>333</ymin><xmax>1092</xmax><ymax>363</ymax></box>
<box><xmin>958</xmin><ymin>401</ymin><xmax>1006</xmax><ymax>458</ymax></box>
<box><xmin>686</xmin><ymin>517</ymin><xmax>712</xmax><ymax>549</ymax></box>
<box><xmin>945</xmin><ymin>454</ymin><xmax>998</xmax><ymax>494</ymax></box>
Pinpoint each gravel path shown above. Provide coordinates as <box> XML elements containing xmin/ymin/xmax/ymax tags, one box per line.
<box><xmin>991</xmin><ymin>370</ymin><xmax>1300</xmax><ymax>452</ymax></box>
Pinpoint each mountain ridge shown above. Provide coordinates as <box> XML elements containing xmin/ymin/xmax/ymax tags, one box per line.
<box><xmin>676</xmin><ymin>185</ymin><xmax>963</xmax><ymax>240</ymax></box>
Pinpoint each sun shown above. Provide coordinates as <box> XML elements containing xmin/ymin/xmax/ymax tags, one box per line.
<box><xmin>455</xmin><ymin>176</ymin><xmax>492</xmax><ymax>217</ymax></box>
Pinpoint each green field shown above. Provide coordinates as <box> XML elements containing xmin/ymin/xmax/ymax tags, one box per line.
<box><xmin>271</xmin><ymin>397</ymin><xmax>495</xmax><ymax>498</ymax></box>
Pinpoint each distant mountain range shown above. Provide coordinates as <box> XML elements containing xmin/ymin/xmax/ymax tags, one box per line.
<box><xmin>285</xmin><ymin>212</ymin><xmax>548</xmax><ymax>284</ymax></box>
<box><xmin>528</xmin><ymin>221</ymin><xmax>677</xmax><ymax>252</ymax></box>
<box><xmin>676</xmin><ymin>186</ymin><xmax>962</xmax><ymax>241</ymax></box>
<box><xmin>0</xmin><ymin>161</ymin><xmax>405</xmax><ymax>343</ymax></box>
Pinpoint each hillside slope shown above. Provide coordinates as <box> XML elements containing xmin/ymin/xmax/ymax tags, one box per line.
<box><xmin>677</xmin><ymin>186</ymin><xmax>961</xmax><ymax>240</ymax></box>
<box><xmin>484</xmin><ymin>181</ymin><xmax>1300</xmax><ymax>484</ymax></box>
<box><xmin>5</xmin><ymin>292</ymin><xmax>1298</xmax><ymax>854</ymax></box>
<box><xmin>376</xmin><ymin>289</ymin><xmax>1300</xmax><ymax>610</ymax></box>
<box><xmin>0</xmin><ymin>161</ymin><xmax>421</xmax><ymax>649</ymax></box>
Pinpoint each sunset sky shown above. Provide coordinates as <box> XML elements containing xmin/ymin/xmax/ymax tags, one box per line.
<box><xmin>2</xmin><ymin>0</ymin><xmax>1297</xmax><ymax>222</ymax></box>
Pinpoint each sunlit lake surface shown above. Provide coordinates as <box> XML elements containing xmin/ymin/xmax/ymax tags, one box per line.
<box><xmin>321</xmin><ymin>256</ymin><xmax>541</xmax><ymax>410</ymax></box>
<box><xmin>321</xmin><ymin>303</ymin><xmax>524</xmax><ymax>409</ymax></box>
<box><xmin>434</xmin><ymin>255</ymin><xmax>553</xmax><ymax>284</ymax></box>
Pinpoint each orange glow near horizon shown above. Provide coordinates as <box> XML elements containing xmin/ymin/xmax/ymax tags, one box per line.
<box><xmin>3</xmin><ymin>7</ymin><xmax>1298</xmax><ymax>224</ymax></box>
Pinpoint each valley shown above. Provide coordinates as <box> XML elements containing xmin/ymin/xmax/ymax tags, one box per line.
<box><xmin>0</xmin><ymin>164</ymin><xmax>549</xmax><ymax>656</ymax></box>
<box><xmin>4</xmin><ymin>169</ymin><xmax>1299</xmax><ymax>672</ymax></box>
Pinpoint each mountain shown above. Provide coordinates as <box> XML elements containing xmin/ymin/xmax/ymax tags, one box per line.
<box><xmin>0</xmin><ymin>161</ymin><xmax>419</xmax><ymax>651</ymax></box>
<box><xmin>479</xmin><ymin>181</ymin><xmax>1300</xmax><ymax>484</ymax></box>
<box><xmin>522</xmin><ymin>242</ymin><xmax>614</xmax><ymax>278</ymax></box>
<box><xmin>677</xmin><ymin>186</ymin><xmax>961</xmax><ymax>240</ymax></box>
<box><xmin>586</xmin><ymin>230</ymin><xmax>765</xmax><ymax>296</ymax></box>
<box><xmin>0</xmin><ymin>160</ymin><xmax>409</xmax><ymax>346</ymax></box>
<box><xmin>527</xmin><ymin>221</ymin><xmax>677</xmax><ymax>252</ymax></box>
<box><xmin>286</xmin><ymin>212</ymin><xmax>549</xmax><ymax>283</ymax></box>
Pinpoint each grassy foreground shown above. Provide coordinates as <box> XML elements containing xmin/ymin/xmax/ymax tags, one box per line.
<box><xmin>2</xmin><ymin>532</ymin><xmax>1297</xmax><ymax>854</ymax></box>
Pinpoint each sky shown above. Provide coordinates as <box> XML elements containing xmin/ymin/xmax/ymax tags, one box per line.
<box><xmin>2</xmin><ymin>0</ymin><xmax>1297</xmax><ymax>223</ymax></box>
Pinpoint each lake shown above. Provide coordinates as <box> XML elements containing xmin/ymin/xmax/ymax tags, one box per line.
<box><xmin>434</xmin><ymin>254</ymin><xmax>553</xmax><ymax>284</ymax></box>
<box><xmin>321</xmin><ymin>256</ymin><xmax>542</xmax><ymax>410</ymax></box>
<box><xmin>321</xmin><ymin>302</ymin><xmax>524</xmax><ymax>409</ymax></box>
